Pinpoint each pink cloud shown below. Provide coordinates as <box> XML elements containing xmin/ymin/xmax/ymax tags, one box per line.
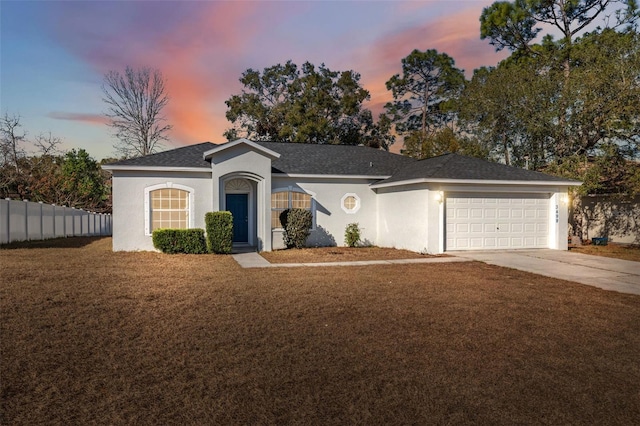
<box><xmin>48</xmin><ymin>112</ymin><xmax>110</xmax><ymax>125</ymax></box>
<box><xmin>45</xmin><ymin>1</ymin><xmax>505</xmax><ymax>152</ymax></box>
<box><xmin>48</xmin><ymin>1</ymin><xmax>300</xmax><ymax>147</ymax></box>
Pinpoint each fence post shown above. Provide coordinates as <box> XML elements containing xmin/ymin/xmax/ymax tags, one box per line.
<box><xmin>39</xmin><ymin>202</ymin><xmax>44</xmax><ymax>240</ymax></box>
<box><xmin>4</xmin><ymin>198</ymin><xmax>11</xmax><ymax>243</ymax></box>
<box><xmin>23</xmin><ymin>199</ymin><xmax>29</xmax><ymax>241</ymax></box>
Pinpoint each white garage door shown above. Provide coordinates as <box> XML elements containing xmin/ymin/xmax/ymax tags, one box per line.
<box><xmin>446</xmin><ymin>193</ymin><xmax>550</xmax><ymax>251</ymax></box>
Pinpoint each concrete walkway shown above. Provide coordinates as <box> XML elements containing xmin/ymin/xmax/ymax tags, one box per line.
<box><xmin>452</xmin><ymin>250</ymin><xmax>640</xmax><ymax>296</ymax></box>
<box><xmin>231</xmin><ymin>252</ymin><xmax>471</xmax><ymax>269</ymax></box>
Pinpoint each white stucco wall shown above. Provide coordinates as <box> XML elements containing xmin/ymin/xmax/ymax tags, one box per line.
<box><xmin>375</xmin><ymin>184</ymin><xmax>432</xmax><ymax>253</ymax></box>
<box><xmin>210</xmin><ymin>145</ymin><xmax>273</xmax><ymax>251</ymax></box>
<box><xmin>111</xmin><ymin>171</ymin><xmax>213</xmax><ymax>251</ymax></box>
<box><xmin>271</xmin><ymin>177</ymin><xmax>379</xmax><ymax>249</ymax></box>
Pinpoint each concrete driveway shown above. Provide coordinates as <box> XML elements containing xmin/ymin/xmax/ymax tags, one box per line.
<box><xmin>452</xmin><ymin>250</ymin><xmax>640</xmax><ymax>296</ymax></box>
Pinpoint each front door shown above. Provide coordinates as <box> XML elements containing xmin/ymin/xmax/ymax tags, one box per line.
<box><xmin>226</xmin><ymin>193</ymin><xmax>249</xmax><ymax>243</ymax></box>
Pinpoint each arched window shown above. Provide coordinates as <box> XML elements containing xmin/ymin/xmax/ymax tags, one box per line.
<box><xmin>271</xmin><ymin>188</ymin><xmax>314</xmax><ymax>229</ymax></box>
<box><xmin>144</xmin><ymin>183</ymin><xmax>194</xmax><ymax>235</ymax></box>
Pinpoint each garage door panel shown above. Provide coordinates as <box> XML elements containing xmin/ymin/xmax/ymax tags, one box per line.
<box><xmin>470</xmin><ymin>223</ymin><xmax>483</xmax><ymax>233</ymax></box>
<box><xmin>483</xmin><ymin>238</ymin><xmax>496</xmax><ymax>248</ymax></box>
<box><xmin>483</xmin><ymin>223</ymin><xmax>495</xmax><ymax>233</ymax></box>
<box><xmin>470</xmin><ymin>208</ymin><xmax>483</xmax><ymax>218</ymax></box>
<box><xmin>457</xmin><ymin>209</ymin><xmax>469</xmax><ymax>219</ymax></box>
<box><xmin>446</xmin><ymin>193</ymin><xmax>550</xmax><ymax>251</ymax></box>
<box><xmin>456</xmin><ymin>223</ymin><xmax>469</xmax><ymax>233</ymax></box>
<box><xmin>497</xmin><ymin>237</ymin><xmax>510</xmax><ymax>247</ymax></box>
<box><xmin>498</xmin><ymin>208</ymin><xmax>510</xmax><ymax>218</ymax></box>
<box><xmin>471</xmin><ymin>238</ymin><xmax>485</xmax><ymax>248</ymax></box>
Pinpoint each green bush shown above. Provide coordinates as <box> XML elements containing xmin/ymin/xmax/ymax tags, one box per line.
<box><xmin>205</xmin><ymin>211</ymin><xmax>233</xmax><ymax>254</ymax></box>
<box><xmin>280</xmin><ymin>208</ymin><xmax>313</xmax><ymax>249</ymax></box>
<box><xmin>152</xmin><ymin>228</ymin><xmax>208</xmax><ymax>254</ymax></box>
<box><xmin>344</xmin><ymin>223</ymin><xmax>362</xmax><ymax>247</ymax></box>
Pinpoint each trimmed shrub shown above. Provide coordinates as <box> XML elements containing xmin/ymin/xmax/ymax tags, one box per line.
<box><xmin>152</xmin><ymin>228</ymin><xmax>208</xmax><ymax>254</ymax></box>
<box><xmin>205</xmin><ymin>211</ymin><xmax>233</xmax><ymax>254</ymax></box>
<box><xmin>344</xmin><ymin>222</ymin><xmax>362</xmax><ymax>247</ymax></box>
<box><xmin>280</xmin><ymin>208</ymin><xmax>313</xmax><ymax>249</ymax></box>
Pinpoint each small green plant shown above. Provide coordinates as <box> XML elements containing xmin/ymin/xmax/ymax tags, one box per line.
<box><xmin>152</xmin><ymin>229</ymin><xmax>208</xmax><ymax>254</ymax></box>
<box><xmin>205</xmin><ymin>211</ymin><xmax>233</xmax><ymax>254</ymax></box>
<box><xmin>280</xmin><ymin>208</ymin><xmax>313</xmax><ymax>249</ymax></box>
<box><xmin>344</xmin><ymin>223</ymin><xmax>362</xmax><ymax>247</ymax></box>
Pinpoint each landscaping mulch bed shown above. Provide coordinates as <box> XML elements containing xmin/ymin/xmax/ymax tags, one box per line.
<box><xmin>570</xmin><ymin>242</ymin><xmax>640</xmax><ymax>262</ymax></box>
<box><xmin>2</xmin><ymin>237</ymin><xmax>640</xmax><ymax>424</ymax></box>
<box><xmin>260</xmin><ymin>246</ymin><xmax>437</xmax><ymax>263</ymax></box>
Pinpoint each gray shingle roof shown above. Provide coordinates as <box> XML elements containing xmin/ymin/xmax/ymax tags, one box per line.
<box><xmin>375</xmin><ymin>153</ymin><xmax>576</xmax><ymax>184</ymax></box>
<box><xmin>105</xmin><ymin>142</ymin><xmax>216</xmax><ymax>168</ymax></box>
<box><xmin>104</xmin><ymin>141</ymin><xmax>577</xmax><ymax>184</ymax></box>
<box><xmin>252</xmin><ymin>141</ymin><xmax>414</xmax><ymax>176</ymax></box>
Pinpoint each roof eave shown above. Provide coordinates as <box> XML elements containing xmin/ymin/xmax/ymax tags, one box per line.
<box><xmin>272</xmin><ymin>173</ymin><xmax>391</xmax><ymax>180</ymax></box>
<box><xmin>101</xmin><ymin>165</ymin><xmax>212</xmax><ymax>173</ymax></box>
<box><xmin>370</xmin><ymin>177</ymin><xmax>582</xmax><ymax>189</ymax></box>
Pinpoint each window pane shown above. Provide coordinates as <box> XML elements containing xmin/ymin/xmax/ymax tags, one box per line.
<box><xmin>150</xmin><ymin>188</ymin><xmax>189</xmax><ymax>231</ymax></box>
<box><xmin>271</xmin><ymin>192</ymin><xmax>288</xmax><ymax>209</ymax></box>
<box><xmin>291</xmin><ymin>192</ymin><xmax>311</xmax><ymax>209</ymax></box>
<box><xmin>271</xmin><ymin>210</ymin><xmax>285</xmax><ymax>229</ymax></box>
<box><xmin>344</xmin><ymin>196</ymin><xmax>356</xmax><ymax>210</ymax></box>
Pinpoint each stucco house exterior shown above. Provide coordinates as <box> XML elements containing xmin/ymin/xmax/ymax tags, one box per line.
<box><xmin>102</xmin><ymin>138</ymin><xmax>581</xmax><ymax>253</ymax></box>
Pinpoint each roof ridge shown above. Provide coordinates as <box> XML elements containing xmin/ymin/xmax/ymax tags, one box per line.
<box><xmin>417</xmin><ymin>152</ymin><xmax>456</xmax><ymax>178</ymax></box>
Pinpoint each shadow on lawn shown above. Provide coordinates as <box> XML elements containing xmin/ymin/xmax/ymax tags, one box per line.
<box><xmin>0</xmin><ymin>236</ymin><xmax>109</xmax><ymax>250</ymax></box>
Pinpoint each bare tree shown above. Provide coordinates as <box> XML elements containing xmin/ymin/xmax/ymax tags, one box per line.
<box><xmin>33</xmin><ymin>132</ymin><xmax>62</xmax><ymax>156</ymax></box>
<box><xmin>0</xmin><ymin>113</ymin><xmax>26</xmax><ymax>170</ymax></box>
<box><xmin>102</xmin><ymin>66</ymin><xmax>172</xmax><ymax>158</ymax></box>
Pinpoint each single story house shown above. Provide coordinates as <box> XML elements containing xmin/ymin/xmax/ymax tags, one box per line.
<box><xmin>102</xmin><ymin>138</ymin><xmax>581</xmax><ymax>253</ymax></box>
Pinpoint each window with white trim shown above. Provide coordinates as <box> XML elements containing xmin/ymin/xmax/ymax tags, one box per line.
<box><xmin>144</xmin><ymin>183</ymin><xmax>194</xmax><ymax>235</ymax></box>
<box><xmin>341</xmin><ymin>193</ymin><xmax>361</xmax><ymax>214</ymax></box>
<box><xmin>271</xmin><ymin>189</ymin><xmax>313</xmax><ymax>229</ymax></box>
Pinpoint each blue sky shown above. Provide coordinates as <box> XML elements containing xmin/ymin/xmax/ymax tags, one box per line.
<box><xmin>1</xmin><ymin>0</ymin><xmax>506</xmax><ymax>160</ymax></box>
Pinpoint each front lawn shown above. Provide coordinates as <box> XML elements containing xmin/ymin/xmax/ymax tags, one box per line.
<box><xmin>2</xmin><ymin>237</ymin><xmax>639</xmax><ymax>424</ymax></box>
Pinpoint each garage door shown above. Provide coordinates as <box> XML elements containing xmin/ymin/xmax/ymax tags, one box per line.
<box><xmin>446</xmin><ymin>193</ymin><xmax>550</xmax><ymax>251</ymax></box>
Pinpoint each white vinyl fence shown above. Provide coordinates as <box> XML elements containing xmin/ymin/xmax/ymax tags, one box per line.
<box><xmin>0</xmin><ymin>198</ymin><xmax>112</xmax><ymax>245</ymax></box>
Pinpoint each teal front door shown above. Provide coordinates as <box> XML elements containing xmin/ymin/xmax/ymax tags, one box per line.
<box><xmin>226</xmin><ymin>193</ymin><xmax>249</xmax><ymax>243</ymax></box>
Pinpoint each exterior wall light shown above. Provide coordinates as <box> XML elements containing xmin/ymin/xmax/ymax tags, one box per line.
<box><xmin>435</xmin><ymin>191</ymin><xmax>444</xmax><ymax>203</ymax></box>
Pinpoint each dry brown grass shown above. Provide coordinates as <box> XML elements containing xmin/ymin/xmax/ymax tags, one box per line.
<box><xmin>570</xmin><ymin>242</ymin><xmax>640</xmax><ymax>262</ymax></box>
<box><xmin>261</xmin><ymin>246</ymin><xmax>435</xmax><ymax>263</ymax></box>
<box><xmin>2</xmin><ymin>237</ymin><xmax>640</xmax><ymax>425</ymax></box>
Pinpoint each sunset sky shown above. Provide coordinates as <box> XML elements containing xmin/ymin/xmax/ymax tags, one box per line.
<box><xmin>1</xmin><ymin>0</ymin><xmax>508</xmax><ymax>160</ymax></box>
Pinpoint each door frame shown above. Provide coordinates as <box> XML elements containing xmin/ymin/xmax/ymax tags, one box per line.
<box><xmin>223</xmin><ymin>178</ymin><xmax>255</xmax><ymax>246</ymax></box>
